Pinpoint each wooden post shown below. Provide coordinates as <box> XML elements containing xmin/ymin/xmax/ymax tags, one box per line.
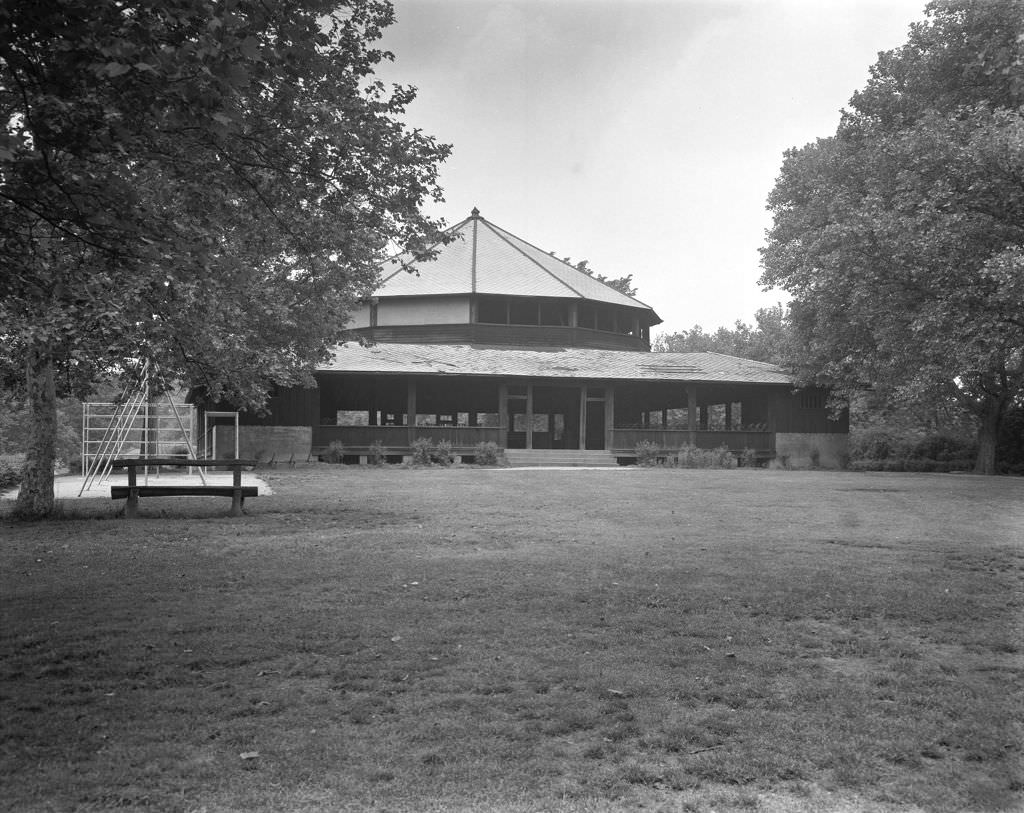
<box><xmin>578</xmin><ymin>386</ymin><xmax>587</xmax><ymax>450</ymax></box>
<box><xmin>605</xmin><ymin>385</ymin><xmax>615</xmax><ymax>451</ymax></box>
<box><xmin>498</xmin><ymin>382</ymin><xmax>508</xmax><ymax>447</ymax></box>
<box><xmin>406</xmin><ymin>378</ymin><xmax>417</xmax><ymax>449</ymax></box>
<box><xmin>126</xmin><ymin>463</ymin><xmax>138</xmax><ymax>519</ymax></box>
<box><xmin>687</xmin><ymin>387</ymin><xmax>697</xmax><ymax>447</ymax></box>
<box><xmin>525</xmin><ymin>384</ymin><xmax>534</xmax><ymax>449</ymax></box>
<box><xmin>230</xmin><ymin>463</ymin><xmax>243</xmax><ymax>517</ymax></box>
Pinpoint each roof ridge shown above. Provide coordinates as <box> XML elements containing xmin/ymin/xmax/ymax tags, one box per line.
<box><xmin>478</xmin><ymin>218</ymin><xmax>587</xmax><ymax>298</ymax></box>
<box><xmin>378</xmin><ymin>217</ymin><xmax>472</xmax><ymax>285</ymax></box>
<box><xmin>483</xmin><ymin>217</ymin><xmax>651</xmax><ymax>309</ymax></box>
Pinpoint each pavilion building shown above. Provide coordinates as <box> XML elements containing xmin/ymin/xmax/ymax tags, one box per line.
<box><xmin>219</xmin><ymin>209</ymin><xmax>848</xmax><ymax>467</ymax></box>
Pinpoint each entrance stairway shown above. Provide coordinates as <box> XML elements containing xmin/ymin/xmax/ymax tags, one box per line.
<box><xmin>502</xmin><ymin>449</ymin><xmax>620</xmax><ymax>468</ymax></box>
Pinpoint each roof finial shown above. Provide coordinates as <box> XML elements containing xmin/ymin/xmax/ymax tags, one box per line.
<box><xmin>471</xmin><ymin>206</ymin><xmax>480</xmax><ymax>219</ymax></box>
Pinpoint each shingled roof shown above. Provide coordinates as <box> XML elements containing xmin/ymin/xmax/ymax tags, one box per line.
<box><xmin>321</xmin><ymin>343</ymin><xmax>792</xmax><ymax>385</ymax></box>
<box><xmin>376</xmin><ymin>209</ymin><xmax>658</xmax><ymax>317</ymax></box>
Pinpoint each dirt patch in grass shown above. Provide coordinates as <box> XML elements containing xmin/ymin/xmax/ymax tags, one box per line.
<box><xmin>1</xmin><ymin>467</ymin><xmax>1022</xmax><ymax>811</ymax></box>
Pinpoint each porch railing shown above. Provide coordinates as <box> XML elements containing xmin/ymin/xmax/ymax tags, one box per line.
<box><xmin>313</xmin><ymin>425</ymin><xmax>504</xmax><ymax>452</ymax></box>
<box><xmin>610</xmin><ymin>429</ymin><xmax>775</xmax><ymax>454</ymax></box>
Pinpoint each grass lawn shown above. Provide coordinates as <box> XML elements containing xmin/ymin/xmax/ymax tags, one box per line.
<box><xmin>1</xmin><ymin>466</ymin><xmax>1022</xmax><ymax>812</ymax></box>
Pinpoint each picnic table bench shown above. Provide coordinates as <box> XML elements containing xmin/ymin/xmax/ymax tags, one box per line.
<box><xmin>109</xmin><ymin>457</ymin><xmax>258</xmax><ymax>518</ymax></box>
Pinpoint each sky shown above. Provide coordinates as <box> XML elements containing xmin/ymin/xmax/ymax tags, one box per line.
<box><xmin>375</xmin><ymin>0</ymin><xmax>928</xmax><ymax>336</ymax></box>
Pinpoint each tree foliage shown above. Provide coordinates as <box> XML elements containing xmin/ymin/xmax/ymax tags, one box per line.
<box><xmin>759</xmin><ymin>0</ymin><xmax>1024</xmax><ymax>474</ymax></box>
<box><xmin>552</xmin><ymin>256</ymin><xmax>639</xmax><ymax>297</ymax></box>
<box><xmin>1</xmin><ymin>0</ymin><xmax>450</xmax><ymax>516</ymax></box>
<box><xmin>654</xmin><ymin>305</ymin><xmax>791</xmax><ymax>365</ymax></box>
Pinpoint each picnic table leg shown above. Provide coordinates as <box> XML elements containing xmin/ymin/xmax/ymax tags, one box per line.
<box><xmin>230</xmin><ymin>465</ymin><xmax>243</xmax><ymax>517</ymax></box>
<box><xmin>126</xmin><ymin>466</ymin><xmax>138</xmax><ymax>519</ymax></box>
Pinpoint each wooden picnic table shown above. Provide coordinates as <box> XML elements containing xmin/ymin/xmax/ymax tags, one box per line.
<box><xmin>109</xmin><ymin>457</ymin><xmax>258</xmax><ymax>518</ymax></box>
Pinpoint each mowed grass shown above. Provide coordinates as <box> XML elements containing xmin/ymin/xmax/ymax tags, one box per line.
<box><xmin>1</xmin><ymin>467</ymin><xmax>1022</xmax><ymax>813</ymax></box>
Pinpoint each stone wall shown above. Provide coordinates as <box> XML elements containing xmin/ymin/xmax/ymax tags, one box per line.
<box><xmin>213</xmin><ymin>425</ymin><xmax>311</xmax><ymax>463</ymax></box>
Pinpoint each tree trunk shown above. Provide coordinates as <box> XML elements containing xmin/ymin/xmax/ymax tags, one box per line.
<box><xmin>14</xmin><ymin>346</ymin><xmax>58</xmax><ymax>519</ymax></box>
<box><xmin>973</xmin><ymin>395</ymin><xmax>1006</xmax><ymax>476</ymax></box>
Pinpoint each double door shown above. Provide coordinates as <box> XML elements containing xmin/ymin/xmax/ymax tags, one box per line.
<box><xmin>505</xmin><ymin>384</ymin><xmax>607</xmax><ymax>450</ymax></box>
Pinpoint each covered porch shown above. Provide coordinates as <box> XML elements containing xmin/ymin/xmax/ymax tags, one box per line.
<box><xmin>311</xmin><ymin>373</ymin><xmax>778</xmax><ymax>462</ymax></box>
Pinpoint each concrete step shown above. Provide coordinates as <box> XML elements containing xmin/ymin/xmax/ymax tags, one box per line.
<box><xmin>503</xmin><ymin>450</ymin><xmax>619</xmax><ymax>468</ymax></box>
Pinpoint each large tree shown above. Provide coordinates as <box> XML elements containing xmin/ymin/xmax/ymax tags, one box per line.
<box><xmin>1</xmin><ymin>0</ymin><xmax>449</xmax><ymax>517</ymax></box>
<box><xmin>759</xmin><ymin>0</ymin><xmax>1024</xmax><ymax>474</ymax></box>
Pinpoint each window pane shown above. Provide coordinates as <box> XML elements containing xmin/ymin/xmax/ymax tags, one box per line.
<box><xmin>478</xmin><ymin>297</ymin><xmax>507</xmax><ymax>324</ymax></box>
<box><xmin>509</xmin><ymin>298</ymin><xmax>538</xmax><ymax>325</ymax></box>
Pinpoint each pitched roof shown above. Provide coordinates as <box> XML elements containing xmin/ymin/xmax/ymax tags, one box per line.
<box><xmin>321</xmin><ymin>343</ymin><xmax>792</xmax><ymax>385</ymax></box>
<box><xmin>376</xmin><ymin>209</ymin><xmax>659</xmax><ymax>317</ymax></box>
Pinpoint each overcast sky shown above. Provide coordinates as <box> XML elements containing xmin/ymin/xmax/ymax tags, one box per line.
<box><xmin>375</xmin><ymin>0</ymin><xmax>927</xmax><ymax>337</ymax></box>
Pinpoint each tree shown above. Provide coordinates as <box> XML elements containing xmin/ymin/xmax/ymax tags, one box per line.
<box><xmin>759</xmin><ymin>0</ymin><xmax>1024</xmax><ymax>474</ymax></box>
<box><xmin>1</xmin><ymin>0</ymin><xmax>450</xmax><ymax>517</ymax></box>
<box><xmin>654</xmin><ymin>304</ymin><xmax>791</xmax><ymax>365</ymax></box>
<box><xmin>551</xmin><ymin>255</ymin><xmax>639</xmax><ymax>297</ymax></box>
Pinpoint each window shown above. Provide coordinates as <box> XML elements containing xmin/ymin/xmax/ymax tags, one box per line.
<box><xmin>477</xmin><ymin>297</ymin><xmax>507</xmax><ymax>324</ymax></box>
<box><xmin>578</xmin><ymin>302</ymin><xmax>597</xmax><ymax>329</ymax></box>
<box><xmin>509</xmin><ymin>298</ymin><xmax>538</xmax><ymax>325</ymax></box>
<box><xmin>539</xmin><ymin>300</ymin><xmax>568</xmax><ymax>326</ymax></box>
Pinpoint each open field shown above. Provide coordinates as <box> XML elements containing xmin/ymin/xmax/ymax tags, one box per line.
<box><xmin>1</xmin><ymin>466</ymin><xmax>1022</xmax><ymax>812</ymax></box>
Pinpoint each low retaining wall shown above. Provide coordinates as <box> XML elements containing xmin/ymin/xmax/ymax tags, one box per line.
<box><xmin>774</xmin><ymin>433</ymin><xmax>848</xmax><ymax>469</ymax></box>
<box><xmin>213</xmin><ymin>426</ymin><xmax>312</xmax><ymax>463</ymax></box>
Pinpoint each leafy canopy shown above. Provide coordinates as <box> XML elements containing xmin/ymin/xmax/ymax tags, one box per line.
<box><xmin>1</xmin><ymin>0</ymin><xmax>450</xmax><ymax>407</ymax></box>
<box><xmin>653</xmin><ymin>305</ymin><xmax>791</xmax><ymax>366</ymax></box>
<box><xmin>759</xmin><ymin>0</ymin><xmax>1024</xmax><ymax>472</ymax></box>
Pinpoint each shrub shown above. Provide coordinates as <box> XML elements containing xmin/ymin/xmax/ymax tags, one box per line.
<box><xmin>367</xmin><ymin>440</ymin><xmax>385</xmax><ymax>466</ymax></box>
<box><xmin>634</xmin><ymin>440</ymin><xmax>662</xmax><ymax>467</ymax></box>
<box><xmin>739</xmin><ymin>447</ymin><xmax>758</xmax><ymax>468</ymax></box>
<box><xmin>675</xmin><ymin>444</ymin><xmax>736</xmax><ymax>469</ymax></box>
<box><xmin>0</xmin><ymin>454</ymin><xmax>25</xmax><ymax>492</ymax></box>
<box><xmin>411</xmin><ymin>437</ymin><xmax>434</xmax><ymax>466</ymax></box>
<box><xmin>849</xmin><ymin>430</ymin><xmax>898</xmax><ymax>461</ymax></box>
<box><xmin>473</xmin><ymin>441</ymin><xmax>504</xmax><ymax>466</ymax></box>
<box><xmin>911</xmin><ymin>434</ymin><xmax>976</xmax><ymax>463</ymax></box>
<box><xmin>710</xmin><ymin>445</ymin><xmax>738</xmax><ymax>469</ymax></box>
<box><xmin>323</xmin><ymin>440</ymin><xmax>345</xmax><ymax>464</ymax></box>
<box><xmin>676</xmin><ymin>445</ymin><xmax>709</xmax><ymax>468</ymax></box>
<box><xmin>432</xmin><ymin>440</ymin><xmax>454</xmax><ymax>467</ymax></box>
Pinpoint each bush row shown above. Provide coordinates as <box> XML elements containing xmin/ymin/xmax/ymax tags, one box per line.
<box><xmin>321</xmin><ymin>439</ymin><xmax>506</xmax><ymax>467</ymax></box>
<box><xmin>849</xmin><ymin>431</ymin><xmax>978</xmax><ymax>463</ymax></box>
<box><xmin>847</xmin><ymin>458</ymin><xmax>975</xmax><ymax>473</ymax></box>
<box><xmin>635</xmin><ymin>441</ymin><xmax>757</xmax><ymax>469</ymax></box>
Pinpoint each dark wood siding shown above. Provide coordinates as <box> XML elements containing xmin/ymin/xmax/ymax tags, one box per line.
<box><xmin>237</xmin><ymin>387</ymin><xmax>319</xmax><ymax>427</ymax></box>
<box><xmin>770</xmin><ymin>388</ymin><xmax>848</xmax><ymax>434</ymax></box>
<box><xmin>352</xmin><ymin>323</ymin><xmax>649</xmax><ymax>350</ymax></box>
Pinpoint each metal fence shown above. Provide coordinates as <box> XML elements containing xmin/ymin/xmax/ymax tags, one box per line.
<box><xmin>81</xmin><ymin>401</ymin><xmax>197</xmax><ymax>475</ymax></box>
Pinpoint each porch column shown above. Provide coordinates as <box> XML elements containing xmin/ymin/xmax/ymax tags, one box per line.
<box><xmin>687</xmin><ymin>386</ymin><xmax>697</xmax><ymax>447</ymax></box>
<box><xmin>525</xmin><ymin>384</ymin><xmax>534</xmax><ymax>449</ymax></box>
<box><xmin>406</xmin><ymin>378</ymin><xmax>417</xmax><ymax>448</ymax></box>
<box><xmin>605</xmin><ymin>385</ymin><xmax>615</xmax><ymax>451</ymax></box>
<box><xmin>498</xmin><ymin>383</ymin><xmax>508</xmax><ymax>446</ymax></box>
<box><xmin>578</xmin><ymin>386</ymin><xmax>587</xmax><ymax>450</ymax></box>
